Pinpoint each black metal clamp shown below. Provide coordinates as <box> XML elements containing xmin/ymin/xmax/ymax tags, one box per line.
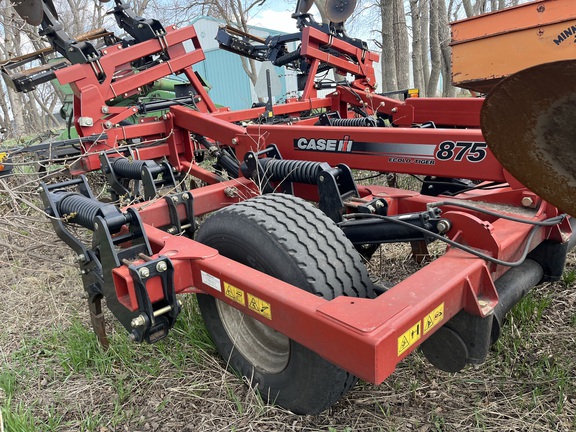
<box><xmin>39</xmin><ymin>176</ymin><xmax>180</xmax><ymax>345</ymax></box>
<box><xmin>164</xmin><ymin>191</ymin><xmax>196</xmax><ymax>236</ymax></box>
<box><xmin>126</xmin><ymin>255</ymin><xmax>180</xmax><ymax>343</ymax></box>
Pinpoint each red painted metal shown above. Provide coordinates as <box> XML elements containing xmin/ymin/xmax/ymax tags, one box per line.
<box><xmin>111</xmin><ymin>188</ymin><xmax>566</xmax><ymax>384</ymax></box>
<box><xmin>48</xmin><ymin>13</ymin><xmax>571</xmax><ymax>385</ymax></box>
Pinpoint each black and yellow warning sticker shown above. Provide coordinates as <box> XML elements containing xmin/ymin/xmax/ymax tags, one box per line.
<box><xmin>247</xmin><ymin>293</ymin><xmax>272</xmax><ymax>320</ymax></box>
<box><xmin>224</xmin><ymin>282</ymin><xmax>245</xmax><ymax>306</ymax></box>
<box><xmin>397</xmin><ymin>321</ymin><xmax>422</xmax><ymax>356</ymax></box>
<box><xmin>424</xmin><ymin>303</ymin><xmax>444</xmax><ymax>335</ymax></box>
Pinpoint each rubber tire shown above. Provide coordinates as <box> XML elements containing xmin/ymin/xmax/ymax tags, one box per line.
<box><xmin>196</xmin><ymin>193</ymin><xmax>374</xmax><ymax>414</ymax></box>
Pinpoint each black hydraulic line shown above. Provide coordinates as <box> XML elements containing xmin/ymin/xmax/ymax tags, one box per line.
<box><xmin>339</xmin><ymin>216</ymin><xmax>433</xmax><ymax>244</ymax></box>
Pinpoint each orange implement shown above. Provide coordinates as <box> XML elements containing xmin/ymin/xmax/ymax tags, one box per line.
<box><xmin>450</xmin><ymin>0</ymin><xmax>576</xmax><ymax>93</ymax></box>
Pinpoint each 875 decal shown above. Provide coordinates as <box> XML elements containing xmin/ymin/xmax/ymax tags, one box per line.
<box><xmin>435</xmin><ymin>141</ymin><xmax>487</xmax><ymax>163</ymax></box>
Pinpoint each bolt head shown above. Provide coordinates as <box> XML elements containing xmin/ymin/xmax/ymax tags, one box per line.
<box><xmin>131</xmin><ymin>315</ymin><xmax>146</xmax><ymax>328</ymax></box>
<box><xmin>182</xmin><ymin>193</ymin><xmax>190</xmax><ymax>200</ymax></box>
<box><xmin>139</xmin><ymin>267</ymin><xmax>150</xmax><ymax>278</ymax></box>
<box><xmin>521</xmin><ymin>197</ymin><xmax>535</xmax><ymax>208</ymax></box>
<box><xmin>156</xmin><ymin>261</ymin><xmax>168</xmax><ymax>272</ymax></box>
<box><xmin>437</xmin><ymin>219</ymin><xmax>451</xmax><ymax>234</ymax></box>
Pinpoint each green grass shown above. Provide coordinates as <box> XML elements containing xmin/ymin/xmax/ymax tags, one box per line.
<box><xmin>0</xmin><ymin>399</ymin><xmax>38</xmax><ymax>432</ymax></box>
<box><xmin>0</xmin><ymin>295</ymin><xmax>217</xmax><ymax>430</ymax></box>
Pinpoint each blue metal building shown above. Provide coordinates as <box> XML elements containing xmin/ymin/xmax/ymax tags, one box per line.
<box><xmin>191</xmin><ymin>16</ymin><xmax>297</xmax><ymax>111</ymax></box>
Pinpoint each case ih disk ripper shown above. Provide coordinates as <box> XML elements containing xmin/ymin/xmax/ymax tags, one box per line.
<box><xmin>5</xmin><ymin>0</ymin><xmax>576</xmax><ymax>414</ymax></box>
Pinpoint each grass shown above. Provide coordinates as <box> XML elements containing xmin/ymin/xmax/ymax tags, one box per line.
<box><xmin>1</xmin><ymin>170</ymin><xmax>575</xmax><ymax>430</ymax></box>
<box><xmin>0</xmin><ymin>295</ymin><xmax>221</xmax><ymax>431</ymax></box>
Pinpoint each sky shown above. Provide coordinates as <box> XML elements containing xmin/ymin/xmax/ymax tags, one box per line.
<box><xmin>250</xmin><ymin>1</ymin><xmax>324</xmax><ymax>34</ymax></box>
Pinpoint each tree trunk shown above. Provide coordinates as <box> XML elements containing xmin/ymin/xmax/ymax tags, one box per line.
<box><xmin>393</xmin><ymin>0</ymin><xmax>410</xmax><ymax>90</ymax></box>
<box><xmin>438</xmin><ymin>0</ymin><xmax>455</xmax><ymax>96</ymax></box>
<box><xmin>380</xmin><ymin>0</ymin><xmax>398</xmax><ymax>92</ymax></box>
<box><xmin>410</xmin><ymin>0</ymin><xmax>425</xmax><ymax>92</ymax></box>
<box><xmin>420</xmin><ymin>0</ymin><xmax>430</xmax><ymax>95</ymax></box>
<box><xmin>427</xmin><ymin>0</ymin><xmax>441</xmax><ymax>96</ymax></box>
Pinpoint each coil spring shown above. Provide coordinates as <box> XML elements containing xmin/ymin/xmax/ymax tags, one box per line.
<box><xmin>275</xmin><ymin>49</ymin><xmax>301</xmax><ymax>67</ymax></box>
<box><xmin>261</xmin><ymin>159</ymin><xmax>323</xmax><ymax>184</ymax></box>
<box><xmin>58</xmin><ymin>193</ymin><xmax>114</xmax><ymax>230</ymax></box>
<box><xmin>330</xmin><ymin>117</ymin><xmax>377</xmax><ymax>127</ymax></box>
<box><xmin>112</xmin><ymin>158</ymin><xmax>148</xmax><ymax>179</ymax></box>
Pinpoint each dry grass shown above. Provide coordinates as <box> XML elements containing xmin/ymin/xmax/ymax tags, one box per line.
<box><xmin>0</xmin><ymin>169</ymin><xmax>575</xmax><ymax>432</ymax></box>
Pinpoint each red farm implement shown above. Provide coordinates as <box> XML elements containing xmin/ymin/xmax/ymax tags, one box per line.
<box><xmin>5</xmin><ymin>0</ymin><xmax>575</xmax><ymax>414</ymax></box>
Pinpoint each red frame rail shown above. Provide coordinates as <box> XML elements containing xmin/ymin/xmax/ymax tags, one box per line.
<box><xmin>36</xmin><ymin>9</ymin><xmax>573</xmax><ymax>385</ymax></box>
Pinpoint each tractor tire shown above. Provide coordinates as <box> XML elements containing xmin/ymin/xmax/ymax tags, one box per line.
<box><xmin>196</xmin><ymin>193</ymin><xmax>374</xmax><ymax>414</ymax></box>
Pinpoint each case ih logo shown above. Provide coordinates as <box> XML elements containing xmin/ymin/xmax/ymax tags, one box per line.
<box><xmin>294</xmin><ymin>136</ymin><xmax>353</xmax><ymax>152</ymax></box>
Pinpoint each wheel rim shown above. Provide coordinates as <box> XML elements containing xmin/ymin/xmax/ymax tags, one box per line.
<box><xmin>216</xmin><ymin>299</ymin><xmax>290</xmax><ymax>374</ymax></box>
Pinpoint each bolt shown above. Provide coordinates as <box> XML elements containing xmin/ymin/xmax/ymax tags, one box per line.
<box><xmin>102</xmin><ymin>50</ymin><xmax>107</xmax><ymax>55</ymax></box>
<box><xmin>521</xmin><ymin>197</ymin><xmax>534</xmax><ymax>208</ymax></box>
<box><xmin>123</xmin><ymin>93</ymin><xmax>129</xmax><ymax>98</ymax></box>
<box><xmin>167</xmin><ymin>226</ymin><xmax>177</xmax><ymax>234</ymax></box>
<box><xmin>104</xmin><ymin>121</ymin><xmax>113</xmax><ymax>129</ymax></box>
<box><xmin>375</xmin><ymin>200</ymin><xmax>385</xmax><ymax>209</ymax></box>
<box><xmin>367</xmin><ymin>205</ymin><xmax>376</xmax><ymax>213</ymax></box>
<box><xmin>436</xmin><ymin>219</ymin><xmax>451</xmax><ymax>234</ymax></box>
<box><xmin>94</xmin><ymin>222</ymin><xmax>99</xmax><ymax>230</ymax></box>
<box><xmin>139</xmin><ymin>267</ymin><xmax>150</xmax><ymax>278</ymax></box>
<box><xmin>131</xmin><ymin>315</ymin><xmax>146</xmax><ymax>328</ymax></box>
<box><xmin>37</xmin><ymin>186</ymin><xmax>43</xmax><ymax>193</ymax></box>
<box><xmin>319</xmin><ymin>175</ymin><xmax>325</xmax><ymax>182</ymax></box>
<box><xmin>391</xmin><ymin>108</ymin><xmax>398</xmax><ymax>113</ymax></box>
<box><xmin>129</xmin><ymin>332</ymin><xmax>137</xmax><ymax>342</ymax></box>
<box><xmin>478</xmin><ymin>299</ymin><xmax>489</xmax><ymax>309</ymax></box>
<box><xmin>156</xmin><ymin>261</ymin><xmax>168</xmax><ymax>272</ymax></box>
<box><xmin>247</xmin><ymin>153</ymin><xmax>254</xmax><ymax>159</ymax></box>
<box><xmin>172</xmin><ymin>196</ymin><xmax>179</xmax><ymax>203</ymax></box>
<box><xmin>141</xmin><ymin>170</ymin><xmax>146</xmax><ymax>177</ymax></box>
<box><xmin>101</xmin><ymin>106</ymin><xmax>109</xmax><ymax>114</ymax></box>
<box><xmin>76</xmin><ymin>253</ymin><xmax>86</xmax><ymax>263</ymax></box>
<box><xmin>182</xmin><ymin>193</ymin><xmax>190</xmax><ymax>200</ymax></box>
<box><xmin>162</xmin><ymin>114</ymin><xmax>169</xmax><ymax>120</ymax></box>
<box><xmin>231</xmin><ymin>138</ymin><xmax>238</xmax><ymax>145</ymax></box>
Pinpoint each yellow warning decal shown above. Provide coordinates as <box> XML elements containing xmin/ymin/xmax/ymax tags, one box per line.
<box><xmin>224</xmin><ymin>282</ymin><xmax>245</xmax><ymax>306</ymax></box>
<box><xmin>424</xmin><ymin>303</ymin><xmax>445</xmax><ymax>335</ymax></box>
<box><xmin>397</xmin><ymin>321</ymin><xmax>422</xmax><ymax>356</ymax></box>
<box><xmin>247</xmin><ymin>293</ymin><xmax>272</xmax><ymax>320</ymax></box>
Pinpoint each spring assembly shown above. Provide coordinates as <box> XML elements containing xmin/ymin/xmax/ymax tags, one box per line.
<box><xmin>111</xmin><ymin>158</ymin><xmax>162</xmax><ymax>179</ymax></box>
<box><xmin>57</xmin><ymin>193</ymin><xmax>126</xmax><ymax>231</ymax></box>
<box><xmin>274</xmin><ymin>49</ymin><xmax>301</xmax><ymax>67</ymax></box>
<box><xmin>330</xmin><ymin>117</ymin><xmax>377</xmax><ymax>127</ymax></box>
<box><xmin>259</xmin><ymin>159</ymin><xmax>326</xmax><ymax>184</ymax></box>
